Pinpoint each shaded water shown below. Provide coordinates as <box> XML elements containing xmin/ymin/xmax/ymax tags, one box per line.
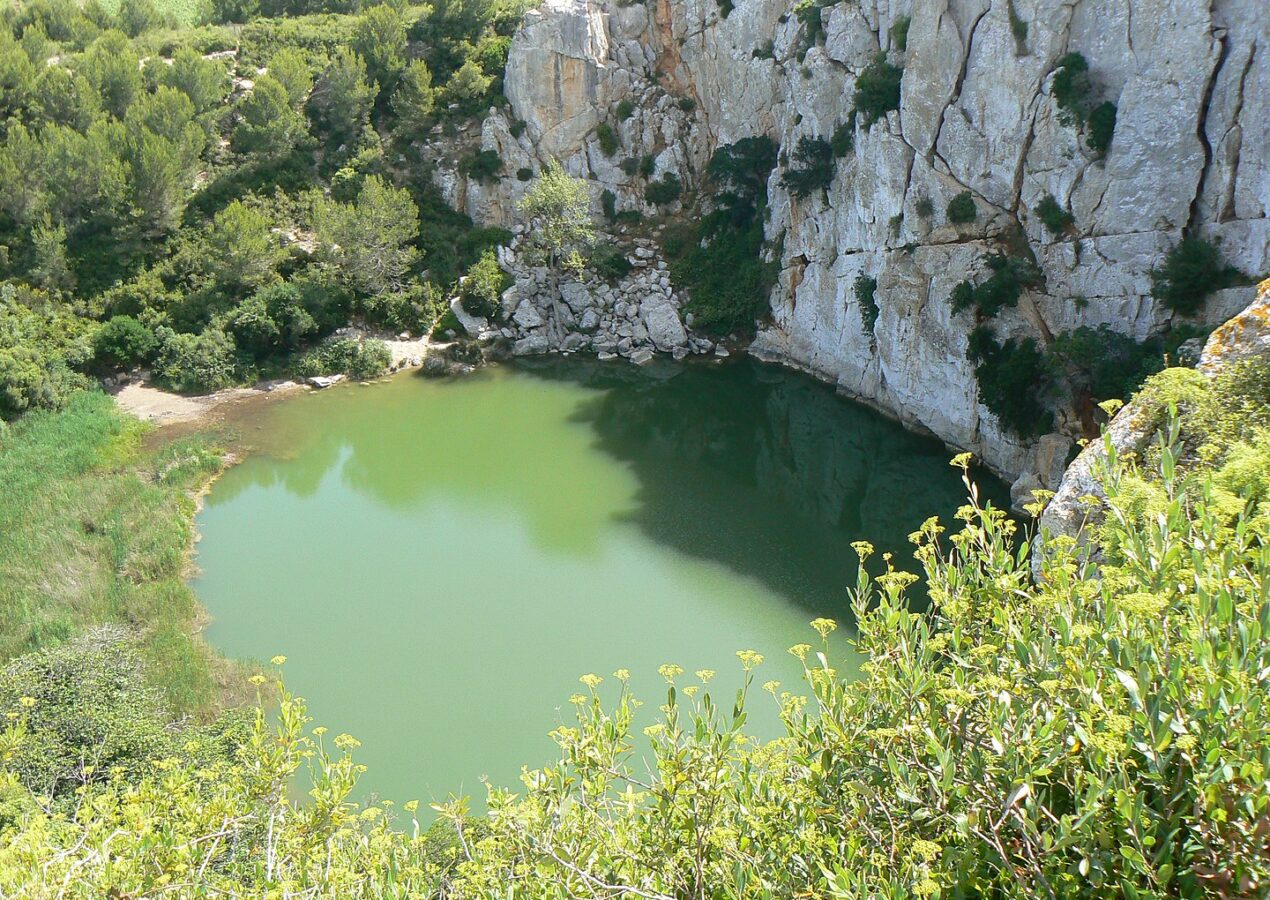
<box><xmin>194</xmin><ymin>357</ymin><xmax>1007</xmax><ymax>807</ymax></box>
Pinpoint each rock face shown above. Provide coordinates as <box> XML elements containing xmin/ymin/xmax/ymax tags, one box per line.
<box><xmin>476</xmin><ymin>0</ymin><xmax>1268</xmax><ymax>488</ymax></box>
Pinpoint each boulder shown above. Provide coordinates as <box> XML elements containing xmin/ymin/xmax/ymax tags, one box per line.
<box><xmin>640</xmin><ymin>296</ymin><xmax>688</xmax><ymax>351</ymax></box>
<box><xmin>513</xmin><ymin>335</ymin><xmax>551</xmax><ymax>356</ymax></box>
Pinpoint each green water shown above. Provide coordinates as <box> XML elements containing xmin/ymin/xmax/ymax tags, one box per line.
<box><xmin>194</xmin><ymin>357</ymin><xmax>1005</xmax><ymax>808</ymax></box>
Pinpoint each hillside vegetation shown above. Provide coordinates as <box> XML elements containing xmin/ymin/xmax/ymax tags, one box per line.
<box><xmin>0</xmin><ymin>0</ymin><xmax>528</xmax><ymax>419</ymax></box>
<box><xmin>2</xmin><ymin>360</ymin><xmax>1268</xmax><ymax>896</ymax></box>
<box><xmin>0</xmin><ymin>390</ymin><xmax>228</xmax><ymax>713</ymax></box>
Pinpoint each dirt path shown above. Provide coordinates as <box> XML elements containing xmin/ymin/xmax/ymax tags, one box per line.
<box><xmin>111</xmin><ymin>381</ymin><xmax>306</xmax><ymax>426</ymax></box>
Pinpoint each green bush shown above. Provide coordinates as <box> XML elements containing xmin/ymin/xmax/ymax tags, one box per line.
<box><xmin>93</xmin><ymin>315</ymin><xmax>158</xmax><ymax>369</ymax></box>
<box><xmin>1052</xmin><ymin>52</ymin><xmax>1117</xmax><ymax>154</ymax></box>
<box><xmin>889</xmin><ymin>14</ymin><xmax>910</xmax><ymax>51</ymax></box>
<box><xmin>616</xmin><ymin>98</ymin><xmax>635</xmax><ymax>121</ymax></box>
<box><xmin>967</xmin><ymin>325</ymin><xmax>1054</xmax><ymax>436</ymax></box>
<box><xmin>460</xmin><ymin>249</ymin><xmax>511</xmax><ymax>319</ymax></box>
<box><xmin>1150</xmin><ymin>237</ymin><xmax>1240</xmax><ymax>316</ymax></box>
<box><xmin>949</xmin><ymin>253</ymin><xmax>1040</xmax><ymax>318</ymax></box>
<box><xmin>853</xmin><ymin>272</ymin><xmax>879</xmax><ymax>332</ymax></box>
<box><xmin>852</xmin><ymin>52</ymin><xmax>902</xmax><ymax>127</ymax></box>
<box><xmin>946</xmin><ymin>190</ymin><xmax>977</xmax><ymax>223</ymax></box>
<box><xmin>152</xmin><ymin>327</ymin><xmax>237</xmax><ymax>393</ymax></box>
<box><xmin>780</xmin><ymin>136</ymin><xmax>835</xmax><ymax>200</ymax></box>
<box><xmin>638</xmin><ymin>154</ymin><xmax>657</xmax><ymax>179</ymax></box>
<box><xmin>830</xmin><ymin>120</ymin><xmax>854</xmax><ymax>157</ymax></box>
<box><xmin>1049</xmin><ymin>324</ymin><xmax>1167</xmax><ymax>405</ymax></box>
<box><xmin>595</xmin><ymin>122</ymin><xmax>619</xmax><ymax>156</ymax></box>
<box><xmin>1034</xmin><ymin>193</ymin><xmax>1074</xmax><ymax>235</ymax></box>
<box><xmin>590</xmin><ymin>243</ymin><xmax>633</xmax><ymax>282</ymax></box>
<box><xmin>914</xmin><ymin>195</ymin><xmax>934</xmax><ymax>218</ymax></box>
<box><xmin>459</xmin><ymin>148</ymin><xmax>503</xmax><ymax>183</ymax></box>
<box><xmin>0</xmin><ymin>287</ymin><xmax>94</xmax><ymax>420</ymax></box>
<box><xmin>294</xmin><ymin>336</ymin><xmax>391</xmax><ymax>380</ymax></box>
<box><xmin>644</xmin><ymin>172</ymin><xmax>683</xmax><ymax>206</ymax></box>
<box><xmin>1086</xmin><ymin>99</ymin><xmax>1116</xmax><ymax>153</ymax></box>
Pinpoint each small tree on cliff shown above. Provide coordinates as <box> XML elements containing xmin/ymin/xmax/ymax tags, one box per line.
<box><xmin>517</xmin><ymin>161</ymin><xmax>594</xmax><ymax>338</ymax></box>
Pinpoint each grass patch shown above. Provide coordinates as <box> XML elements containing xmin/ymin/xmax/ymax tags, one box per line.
<box><xmin>0</xmin><ymin>391</ymin><xmax>227</xmax><ymax>716</ymax></box>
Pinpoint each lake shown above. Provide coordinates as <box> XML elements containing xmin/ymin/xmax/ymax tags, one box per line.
<box><xmin>193</xmin><ymin>356</ymin><xmax>1005</xmax><ymax>808</ymax></box>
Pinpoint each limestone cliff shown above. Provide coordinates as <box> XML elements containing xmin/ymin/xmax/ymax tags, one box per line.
<box><xmin>459</xmin><ymin>0</ymin><xmax>1268</xmax><ymax>494</ymax></box>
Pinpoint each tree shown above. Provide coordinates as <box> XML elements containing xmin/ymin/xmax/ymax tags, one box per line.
<box><xmin>29</xmin><ymin>217</ymin><xmax>74</xmax><ymax>294</ymax></box>
<box><xmin>266</xmin><ymin>47</ymin><xmax>313</xmax><ymax>107</ymax></box>
<box><xmin>93</xmin><ymin>315</ymin><xmax>158</xmax><ymax>368</ymax></box>
<box><xmin>390</xmin><ymin>59</ymin><xmax>434</xmax><ymax>141</ymax></box>
<box><xmin>156</xmin><ymin>48</ymin><xmax>229</xmax><ymax>116</ymax></box>
<box><xmin>118</xmin><ymin>0</ymin><xmax>163</xmax><ymax>36</ymax></box>
<box><xmin>440</xmin><ymin>58</ymin><xmax>493</xmax><ymax>113</ymax></box>
<box><xmin>31</xmin><ymin>66</ymin><xmax>101</xmax><ymax>131</ymax></box>
<box><xmin>202</xmin><ymin>200</ymin><xmax>286</xmax><ymax>291</ymax></box>
<box><xmin>352</xmin><ymin>4</ymin><xmax>406</xmax><ymax>91</ymax></box>
<box><xmin>314</xmin><ymin>174</ymin><xmax>420</xmax><ymax>295</ymax></box>
<box><xmin>0</xmin><ymin>43</ymin><xmax>37</xmax><ymax>122</ymax></box>
<box><xmin>517</xmin><ymin>161</ymin><xmax>593</xmax><ymax>338</ymax></box>
<box><xmin>309</xmin><ymin>48</ymin><xmax>374</xmax><ymax>147</ymax></box>
<box><xmin>78</xmin><ymin>31</ymin><xmax>142</xmax><ymax>118</ymax></box>
<box><xmin>233</xmin><ymin>75</ymin><xmax>308</xmax><ymax>159</ymax></box>
<box><xmin>152</xmin><ymin>326</ymin><xmax>237</xmax><ymax>392</ymax></box>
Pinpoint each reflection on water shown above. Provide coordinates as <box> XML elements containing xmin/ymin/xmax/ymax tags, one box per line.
<box><xmin>194</xmin><ymin>358</ymin><xmax>1007</xmax><ymax>808</ymax></box>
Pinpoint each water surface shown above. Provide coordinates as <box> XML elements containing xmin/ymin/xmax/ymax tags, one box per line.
<box><xmin>194</xmin><ymin>358</ymin><xmax>1005</xmax><ymax>807</ymax></box>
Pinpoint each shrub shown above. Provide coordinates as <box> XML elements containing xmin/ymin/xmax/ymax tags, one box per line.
<box><xmin>359</xmin><ymin>283</ymin><xmax>445</xmax><ymax>334</ymax></box>
<box><xmin>460</xmin><ymin>249</ymin><xmax>511</xmax><ymax>319</ymax></box>
<box><xmin>1035</xmin><ymin>193</ymin><xmax>1074</xmax><ymax>235</ymax></box>
<box><xmin>853</xmin><ymin>273</ymin><xmax>879</xmax><ymax>332</ymax></box>
<box><xmin>716</xmin><ymin>0</ymin><xmax>734</xmax><ymax>17</ymax></box>
<box><xmin>889</xmin><ymin>14</ymin><xmax>910</xmax><ymax>51</ymax></box>
<box><xmin>1086</xmin><ymin>100</ymin><xmax>1116</xmax><ymax>153</ymax></box>
<box><xmin>1052</xmin><ymin>52</ymin><xmax>1116</xmax><ymax>154</ymax></box>
<box><xmin>780</xmin><ymin>136</ymin><xmax>836</xmax><ymax>200</ymax></box>
<box><xmin>638</xmin><ymin>154</ymin><xmax>657</xmax><ymax>178</ymax></box>
<box><xmin>616</xmin><ymin>98</ymin><xmax>636</xmax><ymax>121</ymax></box>
<box><xmin>1150</xmin><ymin>237</ymin><xmax>1240</xmax><ymax>316</ymax></box>
<box><xmin>595</xmin><ymin>122</ymin><xmax>619</xmax><ymax>156</ymax></box>
<box><xmin>516</xmin><ymin>166</ymin><xmax>533</xmax><ymax>182</ymax></box>
<box><xmin>793</xmin><ymin>0</ymin><xmax>827</xmax><ymax>49</ymax></box>
<box><xmin>1051</xmin><ymin>52</ymin><xmax>1091</xmax><ymax>123</ymax></box>
<box><xmin>830</xmin><ymin>120</ymin><xmax>854</xmax><ymax>157</ymax></box>
<box><xmin>946</xmin><ymin>190</ymin><xmax>977</xmax><ymax>224</ymax></box>
<box><xmin>152</xmin><ymin>327</ymin><xmax>237</xmax><ymax>393</ymax></box>
<box><xmin>949</xmin><ymin>253</ymin><xmax>1040</xmax><ymax>318</ymax></box>
<box><xmin>460</xmin><ymin>148</ymin><xmax>503</xmax><ymax>183</ymax></box>
<box><xmin>294</xmin><ymin>337</ymin><xmax>391</xmax><ymax>380</ymax></box>
<box><xmin>590</xmin><ymin>244</ymin><xmax>633</xmax><ymax>282</ymax></box>
<box><xmin>509</xmin><ymin>119</ymin><xmax>526</xmax><ymax>138</ymax></box>
<box><xmin>677</xmin><ymin>96</ymin><xmax>696</xmax><ymax>113</ymax></box>
<box><xmin>1007</xmin><ymin>0</ymin><xmax>1027</xmax><ymax>42</ymax></box>
<box><xmin>914</xmin><ymin>195</ymin><xmax>934</xmax><ymax>218</ymax></box>
<box><xmin>967</xmin><ymin>325</ymin><xmax>1054</xmax><ymax>436</ymax></box>
<box><xmin>644</xmin><ymin>172</ymin><xmax>683</xmax><ymax>206</ymax></box>
<box><xmin>1050</xmin><ymin>324</ymin><xmax>1167</xmax><ymax>405</ymax></box>
<box><xmin>852</xmin><ymin>52</ymin><xmax>902</xmax><ymax>127</ymax></box>
<box><xmin>93</xmin><ymin>315</ymin><xmax>158</xmax><ymax>369</ymax></box>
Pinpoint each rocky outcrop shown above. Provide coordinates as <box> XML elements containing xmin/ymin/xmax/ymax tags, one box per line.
<box><xmin>1040</xmin><ymin>277</ymin><xmax>1270</xmax><ymax>543</ymax></box>
<box><xmin>471</xmin><ymin>0</ymin><xmax>1268</xmax><ymax>490</ymax></box>
<box><xmin>444</xmin><ymin>232</ymin><xmax>711</xmax><ymax>362</ymax></box>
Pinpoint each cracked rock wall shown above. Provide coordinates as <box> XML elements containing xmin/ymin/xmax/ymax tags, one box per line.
<box><xmin>476</xmin><ymin>0</ymin><xmax>1269</xmax><ymax>488</ymax></box>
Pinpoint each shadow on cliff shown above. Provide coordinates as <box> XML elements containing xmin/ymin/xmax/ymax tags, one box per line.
<box><xmin>512</xmin><ymin>356</ymin><xmax>1012</xmax><ymax>618</ymax></box>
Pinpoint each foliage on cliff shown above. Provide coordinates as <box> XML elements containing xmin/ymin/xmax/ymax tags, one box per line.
<box><xmin>3</xmin><ymin>389</ymin><xmax>1268</xmax><ymax>896</ymax></box>
<box><xmin>668</xmin><ymin>137</ymin><xmax>780</xmax><ymax>335</ymax></box>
